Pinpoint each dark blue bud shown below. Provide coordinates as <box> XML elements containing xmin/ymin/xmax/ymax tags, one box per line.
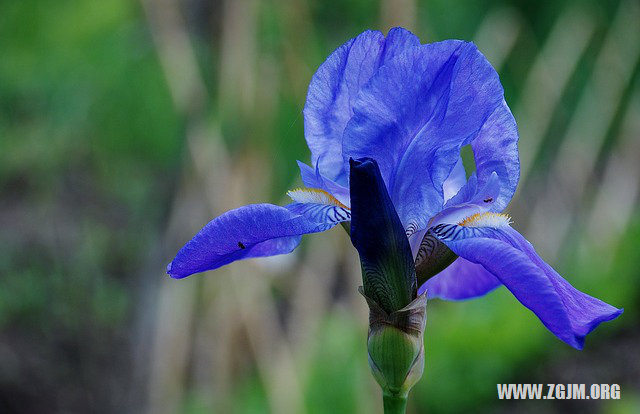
<box><xmin>349</xmin><ymin>157</ymin><xmax>417</xmax><ymax>313</ymax></box>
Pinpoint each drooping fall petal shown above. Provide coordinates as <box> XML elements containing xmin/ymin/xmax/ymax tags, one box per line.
<box><xmin>431</xmin><ymin>222</ymin><xmax>623</xmax><ymax>349</ymax></box>
<box><xmin>168</xmin><ymin>204</ymin><xmax>334</xmax><ymax>278</ymax></box>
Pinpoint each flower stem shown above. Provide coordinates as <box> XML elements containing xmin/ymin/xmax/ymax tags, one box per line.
<box><xmin>383</xmin><ymin>392</ymin><xmax>407</xmax><ymax>414</ymax></box>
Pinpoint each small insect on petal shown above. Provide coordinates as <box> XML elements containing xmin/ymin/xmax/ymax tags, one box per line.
<box><xmin>458</xmin><ymin>212</ymin><xmax>512</xmax><ymax>228</ymax></box>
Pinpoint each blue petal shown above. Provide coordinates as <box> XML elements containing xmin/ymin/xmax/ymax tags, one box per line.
<box><xmin>349</xmin><ymin>157</ymin><xmax>416</xmax><ymax>313</ymax></box>
<box><xmin>419</xmin><ymin>257</ymin><xmax>501</xmax><ymax>300</ymax></box>
<box><xmin>304</xmin><ymin>28</ymin><xmax>420</xmax><ymax>184</ymax></box>
<box><xmin>431</xmin><ymin>224</ymin><xmax>623</xmax><ymax>349</ymax></box>
<box><xmin>342</xmin><ymin>40</ymin><xmax>515</xmax><ymax>232</ymax></box>
<box><xmin>167</xmin><ymin>204</ymin><xmax>330</xmax><ymax>278</ymax></box>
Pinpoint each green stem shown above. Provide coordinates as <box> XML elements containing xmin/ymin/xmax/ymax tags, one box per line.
<box><xmin>383</xmin><ymin>393</ymin><xmax>407</xmax><ymax>414</ymax></box>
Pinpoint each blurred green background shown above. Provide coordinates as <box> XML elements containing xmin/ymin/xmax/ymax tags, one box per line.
<box><xmin>1</xmin><ymin>0</ymin><xmax>639</xmax><ymax>413</ymax></box>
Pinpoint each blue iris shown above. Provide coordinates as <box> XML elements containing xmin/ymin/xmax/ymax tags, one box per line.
<box><xmin>167</xmin><ymin>28</ymin><xmax>621</xmax><ymax>350</ymax></box>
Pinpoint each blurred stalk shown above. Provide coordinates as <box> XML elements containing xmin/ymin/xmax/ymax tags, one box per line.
<box><xmin>218</xmin><ymin>0</ymin><xmax>257</xmax><ymax>121</ymax></box>
<box><xmin>515</xmin><ymin>7</ymin><xmax>595</xmax><ymax>184</ymax></box>
<box><xmin>140</xmin><ymin>0</ymin><xmax>212</xmax><ymax>413</ymax></box>
<box><xmin>141</xmin><ymin>0</ymin><xmax>207</xmax><ymax>116</ymax></box>
<box><xmin>525</xmin><ymin>0</ymin><xmax>640</xmax><ymax>261</ymax></box>
<box><xmin>380</xmin><ymin>0</ymin><xmax>416</xmax><ymax>33</ymax></box>
<box><xmin>278</xmin><ymin>0</ymin><xmax>316</xmax><ymax>100</ymax></box>
<box><xmin>472</xmin><ymin>7</ymin><xmax>521</xmax><ymax>71</ymax></box>
<box><xmin>584</xmin><ymin>89</ymin><xmax>640</xmax><ymax>268</ymax></box>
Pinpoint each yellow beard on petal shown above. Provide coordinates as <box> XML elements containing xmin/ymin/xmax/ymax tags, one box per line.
<box><xmin>287</xmin><ymin>188</ymin><xmax>349</xmax><ymax>209</ymax></box>
<box><xmin>458</xmin><ymin>212</ymin><xmax>512</xmax><ymax>228</ymax></box>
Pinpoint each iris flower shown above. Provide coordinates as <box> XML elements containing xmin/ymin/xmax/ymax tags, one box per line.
<box><xmin>168</xmin><ymin>28</ymin><xmax>621</xmax><ymax>350</ymax></box>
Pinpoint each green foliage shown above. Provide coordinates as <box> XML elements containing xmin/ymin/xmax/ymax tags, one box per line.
<box><xmin>1</xmin><ymin>0</ymin><xmax>637</xmax><ymax>413</ymax></box>
<box><xmin>305</xmin><ymin>313</ymin><xmax>368</xmax><ymax>414</ymax></box>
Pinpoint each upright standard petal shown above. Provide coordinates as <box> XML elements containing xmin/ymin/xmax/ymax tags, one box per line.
<box><xmin>431</xmin><ymin>221</ymin><xmax>623</xmax><ymax>349</ymax></box>
<box><xmin>343</xmin><ymin>40</ymin><xmax>518</xmax><ymax>232</ymax></box>
<box><xmin>167</xmin><ymin>204</ymin><xmax>332</xmax><ymax>278</ymax></box>
<box><xmin>350</xmin><ymin>158</ymin><xmax>416</xmax><ymax>313</ymax></box>
<box><xmin>304</xmin><ymin>28</ymin><xmax>420</xmax><ymax>184</ymax></box>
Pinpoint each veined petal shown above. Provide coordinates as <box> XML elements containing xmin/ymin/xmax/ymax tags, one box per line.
<box><xmin>304</xmin><ymin>28</ymin><xmax>420</xmax><ymax>183</ymax></box>
<box><xmin>430</xmin><ymin>221</ymin><xmax>623</xmax><ymax>349</ymax></box>
<box><xmin>167</xmin><ymin>204</ymin><xmax>329</xmax><ymax>278</ymax></box>
<box><xmin>419</xmin><ymin>257</ymin><xmax>501</xmax><ymax>300</ymax></box>
<box><xmin>286</xmin><ymin>187</ymin><xmax>351</xmax><ymax>225</ymax></box>
<box><xmin>350</xmin><ymin>157</ymin><xmax>416</xmax><ymax>313</ymax></box>
<box><xmin>405</xmin><ymin>163</ymin><xmax>479</xmax><ymax>253</ymax></box>
<box><xmin>343</xmin><ymin>40</ymin><xmax>514</xmax><ymax>232</ymax></box>
<box><xmin>407</xmin><ymin>169</ymin><xmax>498</xmax><ymax>258</ymax></box>
<box><xmin>413</xmin><ymin>230</ymin><xmax>458</xmax><ymax>286</ymax></box>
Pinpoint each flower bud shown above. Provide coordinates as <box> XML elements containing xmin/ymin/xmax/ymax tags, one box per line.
<box><xmin>361</xmin><ymin>288</ymin><xmax>427</xmax><ymax>397</ymax></box>
<box><xmin>349</xmin><ymin>157</ymin><xmax>416</xmax><ymax>314</ymax></box>
<box><xmin>349</xmin><ymin>157</ymin><xmax>426</xmax><ymax>400</ymax></box>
